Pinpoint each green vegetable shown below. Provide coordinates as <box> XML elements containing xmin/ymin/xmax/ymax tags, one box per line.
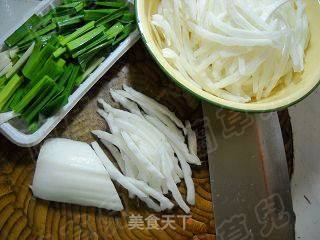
<box><xmin>0</xmin><ymin>74</ymin><xmax>23</xmax><ymax>111</ymax></box>
<box><xmin>5</xmin><ymin>14</ymin><xmax>41</xmax><ymax>47</ymax></box>
<box><xmin>17</xmin><ymin>23</ymin><xmax>57</xmax><ymax>46</ymax></box>
<box><xmin>76</xmin><ymin>57</ymin><xmax>105</xmax><ymax>86</ymax></box>
<box><xmin>95</xmin><ymin>2</ymin><xmax>127</xmax><ymax>8</ymax></box>
<box><xmin>24</xmin><ymin>84</ymin><xmax>64</xmax><ymax>123</ymax></box>
<box><xmin>22</xmin><ymin>43</ymin><xmax>56</xmax><ymax>80</ymax></box>
<box><xmin>84</xmin><ymin>9</ymin><xmax>117</xmax><ymax>21</ymax></box>
<box><xmin>53</xmin><ymin>47</ymin><xmax>67</xmax><ymax>58</ymax></box>
<box><xmin>33</xmin><ymin>57</ymin><xmax>65</xmax><ymax>83</ymax></box>
<box><xmin>14</xmin><ymin>76</ymin><xmax>54</xmax><ymax>113</ymax></box>
<box><xmin>56</xmin><ymin>15</ymin><xmax>83</xmax><ymax>30</ymax></box>
<box><xmin>60</xmin><ymin>21</ymin><xmax>95</xmax><ymax>46</ymax></box>
<box><xmin>1</xmin><ymin>0</ymin><xmax>136</xmax><ymax>131</ymax></box>
<box><xmin>66</xmin><ymin>25</ymin><xmax>105</xmax><ymax>51</ymax></box>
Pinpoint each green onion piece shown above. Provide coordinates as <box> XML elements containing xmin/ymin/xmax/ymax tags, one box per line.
<box><xmin>33</xmin><ymin>57</ymin><xmax>65</xmax><ymax>83</ymax></box>
<box><xmin>66</xmin><ymin>25</ymin><xmax>105</xmax><ymax>52</ymax></box>
<box><xmin>60</xmin><ymin>21</ymin><xmax>95</xmax><ymax>46</ymax></box>
<box><xmin>41</xmin><ymin>94</ymin><xmax>66</xmax><ymax>116</ymax></box>
<box><xmin>120</xmin><ymin>12</ymin><xmax>135</xmax><ymax>23</ymax></box>
<box><xmin>76</xmin><ymin>57</ymin><xmax>105</xmax><ymax>86</ymax></box>
<box><xmin>0</xmin><ymin>74</ymin><xmax>23</xmax><ymax>111</ymax></box>
<box><xmin>2</xmin><ymin>94</ymin><xmax>15</xmax><ymax>112</ymax></box>
<box><xmin>14</xmin><ymin>76</ymin><xmax>53</xmax><ymax>113</ymax></box>
<box><xmin>96</xmin><ymin>7</ymin><xmax>127</xmax><ymax>26</ymax></box>
<box><xmin>57</xmin><ymin>15</ymin><xmax>83</xmax><ymax>30</ymax></box>
<box><xmin>0</xmin><ymin>76</ymin><xmax>7</xmax><ymax>88</ymax></box>
<box><xmin>5</xmin><ymin>14</ymin><xmax>41</xmax><ymax>47</ymax></box>
<box><xmin>22</xmin><ymin>44</ymin><xmax>56</xmax><ymax>81</ymax></box>
<box><xmin>64</xmin><ymin>64</ymin><xmax>80</xmax><ymax>98</ymax></box>
<box><xmin>57</xmin><ymin>64</ymin><xmax>73</xmax><ymax>87</ymax></box>
<box><xmin>41</xmin><ymin>64</ymin><xmax>78</xmax><ymax>116</ymax></box>
<box><xmin>9</xmin><ymin>88</ymin><xmax>25</xmax><ymax>109</ymax></box>
<box><xmin>71</xmin><ymin>34</ymin><xmax>112</xmax><ymax>58</ymax></box>
<box><xmin>24</xmin><ymin>84</ymin><xmax>63</xmax><ymax>124</ymax></box>
<box><xmin>53</xmin><ymin>47</ymin><xmax>67</xmax><ymax>58</ymax></box>
<box><xmin>95</xmin><ymin>1</ymin><xmax>126</xmax><ymax>8</ymax></box>
<box><xmin>112</xmin><ymin>23</ymin><xmax>135</xmax><ymax>46</ymax></box>
<box><xmin>17</xmin><ymin>23</ymin><xmax>57</xmax><ymax>47</ymax></box>
<box><xmin>105</xmin><ymin>22</ymin><xmax>124</xmax><ymax>40</ymax></box>
<box><xmin>84</xmin><ymin>9</ymin><xmax>117</xmax><ymax>21</ymax></box>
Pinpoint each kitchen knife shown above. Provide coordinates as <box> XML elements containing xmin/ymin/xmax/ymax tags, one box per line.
<box><xmin>202</xmin><ymin>102</ymin><xmax>295</xmax><ymax>240</ymax></box>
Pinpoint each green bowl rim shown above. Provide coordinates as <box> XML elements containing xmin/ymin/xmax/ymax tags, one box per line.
<box><xmin>134</xmin><ymin>0</ymin><xmax>320</xmax><ymax>113</ymax></box>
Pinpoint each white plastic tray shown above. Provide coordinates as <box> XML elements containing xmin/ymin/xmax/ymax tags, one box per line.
<box><xmin>0</xmin><ymin>0</ymin><xmax>140</xmax><ymax>147</ymax></box>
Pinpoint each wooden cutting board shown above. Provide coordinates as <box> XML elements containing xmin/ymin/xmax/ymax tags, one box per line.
<box><xmin>0</xmin><ymin>41</ymin><xmax>293</xmax><ymax>240</ymax></box>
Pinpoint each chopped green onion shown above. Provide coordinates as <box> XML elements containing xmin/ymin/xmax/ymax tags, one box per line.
<box><xmin>22</xmin><ymin>43</ymin><xmax>56</xmax><ymax>80</ymax></box>
<box><xmin>60</xmin><ymin>21</ymin><xmax>95</xmax><ymax>46</ymax></box>
<box><xmin>5</xmin><ymin>14</ymin><xmax>41</xmax><ymax>47</ymax></box>
<box><xmin>66</xmin><ymin>25</ymin><xmax>105</xmax><ymax>51</ymax></box>
<box><xmin>14</xmin><ymin>76</ymin><xmax>54</xmax><ymax>113</ymax></box>
<box><xmin>76</xmin><ymin>57</ymin><xmax>105</xmax><ymax>86</ymax></box>
<box><xmin>0</xmin><ymin>74</ymin><xmax>23</xmax><ymax>111</ymax></box>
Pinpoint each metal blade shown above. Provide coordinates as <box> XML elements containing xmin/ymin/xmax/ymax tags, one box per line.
<box><xmin>203</xmin><ymin>102</ymin><xmax>295</xmax><ymax>240</ymax></box>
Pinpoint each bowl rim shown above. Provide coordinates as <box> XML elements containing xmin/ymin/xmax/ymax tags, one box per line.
<box><xmin>134</xmin><ymin>0</ymin><xmax>320</xmax><ymax>113</ymax></box>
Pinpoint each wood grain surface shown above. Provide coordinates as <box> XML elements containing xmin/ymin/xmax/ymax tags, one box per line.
<box><xmin>0</xmin><ymin>41</ymin><xmax>293</xmax><ymax>240</ymax></box>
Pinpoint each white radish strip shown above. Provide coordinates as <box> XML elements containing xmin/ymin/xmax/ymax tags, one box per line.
<box><xmin>92</xmin><ymin>130</ymin><xmax>150</xmax><ymax>181</ymax></box>
<box><xmin>162</xmin><ymin>159</ymin><xmax>190</xmax><ymax>213</ymax></box>
<box><xmin>6</xmin><ymin>42</ymin><xmax>35</xmax><ymax>79</ymax></box>
<box><xmin>128</xmin><ymin>178</ymin><xmax>174</xmax><ymax>210</ymax></box>
<box><xmin>146</xmin><ymin>116</ymin><xmax>201</xmax><ymax>165</ymax></box>
<box><xmin>208</xmin><ymin>12</ymin><xmax>280</xmax><ymax>39</ymax></box>
<box><xmin>174</xmin><ymin>146</ymin><xmax>195</xmax><ymax>205</ymax></box>
<box><xmin>123</xmin><ymin>85</ymin><xmax>186</xmax><ymax>132</ymax></box>
<box><xmin>0</xmin><ymin>111</ymin><xmax>18</xmax><ymax>125</ymax></box>
<box><xmin>91</xmin><ymin>142</ymin><xmax>147</xmax><ymax>199</ymax></box>
<box><xmin>110</xmin><ymin>89</ymin><xmax>143</xmax><ymax>117</ymax></box>
<box><xmin>120</xmin><ymin>131</ymin><xmax>164</xmax><ymax>180</ymax></box>
<box><xmin>189</xmin><ymin>23</ymin><xmax>273</xmax><ymax>47</ymax></box>
<box><xmin>92</xmin><ymin>142</ymin><xmax>174</xmax><ymax>211</ymax></box>
<box><xmin>103</xmin><ymin>142</ymin><xmax>126</xmax><ymax>174</ymax></box>
<box><xmin>114</xmin><ymin>89</ymin><xmax>186</xmax><ymax>139</ymax></box>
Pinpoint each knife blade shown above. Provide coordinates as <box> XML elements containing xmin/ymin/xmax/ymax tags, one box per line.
<box><xmin>202</xmin><ymin>102</ymin><xmax>295</xmax><ymax>240</ymax></box>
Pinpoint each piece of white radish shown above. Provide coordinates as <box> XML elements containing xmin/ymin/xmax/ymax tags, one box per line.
<box><xmin>31</xmin><ymin>138</ymin><xmax>123</xmax><ymax>211</ymax></box>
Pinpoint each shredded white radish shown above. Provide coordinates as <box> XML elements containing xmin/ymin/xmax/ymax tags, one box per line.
<box><xmin>92</xmin><ymin>142</ymin><xmax>174</xmax><ymax>212</ymax></box>
<box><xmin>151</xmin><ymin>0</ymin><xmax>309</xmax><ymax>102</ymax></box>
<box><xmin>92</xmin><ymin>86</ymin><xmax>201</xmax><ymax>213</ymax></box>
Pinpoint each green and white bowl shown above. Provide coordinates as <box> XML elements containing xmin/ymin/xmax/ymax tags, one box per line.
<box><xmin>135</xmin><ymin>0</ymin><xmax>320</xmax><ymax>112</ymax></box>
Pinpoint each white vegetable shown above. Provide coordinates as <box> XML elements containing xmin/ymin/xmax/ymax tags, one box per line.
<box><xmin>152</xmin><ymin>0</ymin><xmax>309</xmax><ymax>102</ymax></box>
<box><xmin>92</xmin><ymin>142</ymin><xmax>174</xmax><ymax>212</ymax></box>
<box><xmin>93</xmin><ymin>86</ymin><xmax>201</xmax><ymax>213</ymax></box>
<box><xmin>31</xmin><ymin>138</ymin><xmax>123</xmax><ymax>211</ymax></box>
<box><xmin>6</xmin><ymin>42</ymin><xmax>35</xmax><ymax>79</ymax></box>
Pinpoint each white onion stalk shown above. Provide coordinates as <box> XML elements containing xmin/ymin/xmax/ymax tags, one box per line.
<box><xmin>6</xmin><ymin>42</ymin><xmax>35</xmax><ymax>79</ymax></box>
<box><xmin>152</xmin><ymin>0</ymin><xmax>309</xmax><ymax>102</ymax></box>
<box><xmin>31</xmin><ymin>138</ymin><xmax>124</xmax><ymax>211</ymax></box>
